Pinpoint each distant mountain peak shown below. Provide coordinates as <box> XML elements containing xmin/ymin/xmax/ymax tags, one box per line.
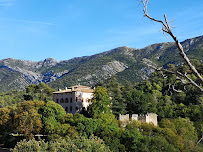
<box><xmin>0</xmin><ymin>35</ymin><xmax>202</xmax><ymax>91</ymax></box>
<box><xmin>44</xmin><ymin>58</ymin><xmax>58</xmax><ymax>62</ymax></box>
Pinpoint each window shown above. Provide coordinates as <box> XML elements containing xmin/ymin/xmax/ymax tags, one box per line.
<box><xmin>65</xmin><ymin>98</ymin><xmax>69</xmax><ymax>103</ymax></box>
<box><xmin>70</xmin><ymin>98</ymin><xmax>72</xmax><ymax>103</ymax></box>
<box><xmin>76</xmin><ymin>106</ymin><xmax>78</xmax><ymax>111</ymax></box>
<box><xmin>70</xmin><ymin>106</ymin><xmax>72</xmax><ymax>112</ymax></box>
<box><xmin>56</xmin><ymin>99</ymin><xmax>59</xmax><ymax>103</ymax></box>
<box><xmin>86</xmin><ymin>98</ymin><xmax>89</xmax><ymax>102</ymax></box>
<box><xmin>82</xmin><ymin>98</ymin><xmax>84</xmax><ymax>102</ymax></box>
<box><xmin>65</xmin><ymin>107</ymin><xmax>68</xmax><ymax>112</ymax></box>
<box><xmin>76</xmin><ymin>97</ymin><xmax>78</xmax><ymax>102</ymax></box>
<box><xmin>60</xmin><ymin>98</ymin><xmax>64</xmax><ymax>103</ymax></box>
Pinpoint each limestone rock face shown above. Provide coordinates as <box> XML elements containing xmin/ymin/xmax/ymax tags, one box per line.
<box><xmin>102</xmin><ymin>60</ymin><xmax>128</xmax><ymax>76</ymax></box>
<box><xmin>0</xmin><ymin>58</ymin><xmax>61</xmax><ymax>91</ymax></box>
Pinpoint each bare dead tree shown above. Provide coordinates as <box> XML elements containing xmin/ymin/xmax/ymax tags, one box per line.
<box><xmin>141</xmin><ymin>0</ymin><xmax>203</xmax><ymax>93</ymax></box>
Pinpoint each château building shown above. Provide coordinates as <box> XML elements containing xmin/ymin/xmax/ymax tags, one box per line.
<box><xmin>53</xmin><ymin>85</ymin><xmax>94</xmax><ymax>114</ymax></box>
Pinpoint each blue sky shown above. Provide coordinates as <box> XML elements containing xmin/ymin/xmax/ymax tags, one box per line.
<box><xmin>0</xmin><ymin>0</ymin><xmax>203</xmax><ymax>61</ymax></box>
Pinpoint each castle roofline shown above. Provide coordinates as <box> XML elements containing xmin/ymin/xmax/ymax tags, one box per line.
<box><xmin>53</xmin><ymin>85</ymin><xmax>94</xmax><ymax>94</ymax></box>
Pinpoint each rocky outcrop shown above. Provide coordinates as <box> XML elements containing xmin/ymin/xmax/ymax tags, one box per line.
<box><xmin>35</xmin><ymin>58</ymin><xmax>58</xmax><ymax>69</ymax></box>
<box><xmin>0</xmin><ymin>58</ymin><xmax>62</xmax><ymax>91</ymax></box>
<box><xmin>102</xmin><ymin>60</ymin><xmax>128</xmax><ymax>76</ymax></box>
<box><xmin>77</xmin><ymin>60</ymin><xmax>128</xmax><ymax>85</ymax></box>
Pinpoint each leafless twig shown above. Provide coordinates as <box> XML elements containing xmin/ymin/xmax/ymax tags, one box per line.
<box><xmin>141</xmin><ymin>0</ymin><xmax>203</xmax><ymax>93</ymax></box>
<box><xmin>197</xmin><ymin>133</ymin><xmax>203</xmax><ymax>145</ymax></box>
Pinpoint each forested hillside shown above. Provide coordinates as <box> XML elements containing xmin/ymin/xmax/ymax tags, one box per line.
<box><xmin>0</xmin><ymin>60</ymin><xmax>202</xmax><ymax>151</ymax></box>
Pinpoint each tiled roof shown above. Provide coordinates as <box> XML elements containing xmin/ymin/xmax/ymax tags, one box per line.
<box><xmin>69</xmin><ymin>85</ymin><xmax>89</xmax><ymax>89</ymax></box>
<box><xmin>53</xmin><ymin>85</ymin><xmax>94</xmax><ymax>94</ymax></box>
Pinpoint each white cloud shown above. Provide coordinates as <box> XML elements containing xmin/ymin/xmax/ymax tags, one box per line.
<box><xmin>1</xmin><ymin>18</ymin><xmax>56</xmax><ymax>26</ymax></box>
<box><xmin>0</xmin><ymin>0</ymin><xmax>13</xmax><ymax>1</ymax></box>
<box><xmin>11</xmin><ymin>19</ymin><xmax>56</xmax><ymax>26</ymax></box>
<box><xmin>0</xmin><ymin>0</ymin><xmax>15</xmax><ymax>6</ymax></box>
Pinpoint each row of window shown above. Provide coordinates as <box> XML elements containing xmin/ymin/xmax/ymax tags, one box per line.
<box><xmin>65</xmin><ymin>106</ymin><xmax>78</xmax><ymax>112</ymax></box>
<box><xmin>56</xmin><ymin>98</ymin><xmax>72</xmax><ymax>103</ymax></box>
<box><xmin>76</xmin><ymin>97</ymin><xmax>90</xmax><ymax>102</ymax></box>
<box><xmin>56</xmin><ymin>97</ymin><xmax>90</xmax><ymax>103</ymax></box>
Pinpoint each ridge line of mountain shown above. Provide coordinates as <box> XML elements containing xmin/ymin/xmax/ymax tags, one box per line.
<box><xmin>0</xmin><ymin>35</ymin><xmax>202</xmax><ymax>91</ymax></box>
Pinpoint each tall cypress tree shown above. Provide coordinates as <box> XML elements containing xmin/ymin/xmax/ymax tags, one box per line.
<box><xmin>106</xmin><ymin>76</ymin><xmax>126</xmax><ymax>117</ymax></box>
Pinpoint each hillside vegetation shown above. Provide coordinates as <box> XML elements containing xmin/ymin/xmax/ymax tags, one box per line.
<box><xmin>0</xmin><ymin>59</ymin><xmax>203</xmax><ymax>151</ymax></box>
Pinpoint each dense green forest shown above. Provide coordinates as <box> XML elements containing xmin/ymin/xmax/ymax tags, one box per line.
<box><xmin>0</xmin><ymin>61</ymin><xmax>203</xmax><ymax>151</ymax></box>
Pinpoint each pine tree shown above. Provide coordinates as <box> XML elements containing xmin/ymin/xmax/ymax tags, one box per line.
<box><xmin>107</xmin><ymin>76</ymin><xmax>126</xmax><ymax>117</ymax></box>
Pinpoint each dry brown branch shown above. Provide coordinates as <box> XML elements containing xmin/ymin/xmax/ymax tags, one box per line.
<box><xmin>141</xmin><ymin>0</ymin><xmax>203</xmax><ymax>93</ymax></box>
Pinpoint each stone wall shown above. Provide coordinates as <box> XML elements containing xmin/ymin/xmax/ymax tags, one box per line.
<box><xmin>146</xmin><ymin>113</ymin><xmax>157</xmax><ymax>126</ymax></box>
<box><xmin>131</xmin><ymin>114</ymin><xmax>138</xmax><ymax>121</ymax></box>
<box><xmin>119</xmin><ymin>113</ymin><xmax>158</xmax><ymax>126</ymax></box>
<box><xmin>119</xmin><ymin>114</ymin><xmax>129</xmax><ymax>121</ymax></box>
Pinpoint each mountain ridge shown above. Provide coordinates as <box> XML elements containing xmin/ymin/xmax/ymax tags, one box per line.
<box><xmin>0</xmin><ymin>35</ymin><xmax>203</xmax><ymax>92</ymax></box>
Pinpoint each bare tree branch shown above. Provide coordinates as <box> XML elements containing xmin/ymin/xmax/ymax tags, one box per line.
<box><xmin>197</xmin><ymin>133</ymin><xmax>203</xmax><ymax>145</ymax></box>
<box><xmin>172</xmin><ymin>83</ymin><xmax>182</xmax><ymax>93</ymax></box>
<box><xmin>141</xmin><ymin>0</ymin><xmax>203</xmax><ymax>93</ymax></box>
<box><xmin>159</xmin><ymin>68</ymin><xmax>203</xmax><ymax>92</ymax></box>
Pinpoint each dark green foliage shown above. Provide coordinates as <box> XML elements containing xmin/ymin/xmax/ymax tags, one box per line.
<box><xmin>137</xmin><ymin>136</ymin><xmax>179</xmax><ymax>152</ymax></box>
<box><xmin>1</xmin><ymin>57</ymin><xmax>203</xmax><ymax>151</ymax></box>
<box><xmin>121</xmin><ymin>127</ymin><xmax>143</xmax><ymax>151</ymax></box>
<box><xmin>0</xmin><ymin>91</ymin><xmax>24</xmax><ymax>107</ymax></box>
<box><xmin>93</xmin><ymin>114</ymin><xmax>124</xmax><ymax>151</ymax></box>
<box><xmin>0</xmin><ymin>83</ymin><xmax>54</xmax><ymax>108</ymax></box>
<box><xmin>88</xmin><ymin>86</ymin><xmax>111</xmax><ymax>116</ymax></box>
<box><xmin>65</xmin><ymin>113</ymin><xmax>98</xmax><ymax>138</ymax></box>
<box><xmin>125</xmin><ymin>89</ymin><xmax>154</xmax><ymax>114</ymax></box>
<box><xmin>12</xmin><ymin>135</ymin><xmax>111</xmax><ymax>152</ymax></box>
<box><xmin>106</xmin><ymin>76</ymin><xmax>126</xmax><ymax>116</ymax></box>
<box><xmin>0</xmin><ymin>98</ymin><xmax>202</xmax><ymax>151</ymax></box>
<box><xmin>39</xmin><ymin>101</ymin><xmax>71</xmax><ymax>140</ymax></box>
<box><xmin>172</xmin><ymin>117</ymin><xmax>198</xmax><ymax>143</ymax></box>
<box><xmin>188</xmin><ymin>48</ymin><xmax>203</xmax><ymax>61</ymax></box>
<box><xmin>25</xmin><ymin>83</ymin><xmax>54</xmax><ymax>102</ymax></box>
